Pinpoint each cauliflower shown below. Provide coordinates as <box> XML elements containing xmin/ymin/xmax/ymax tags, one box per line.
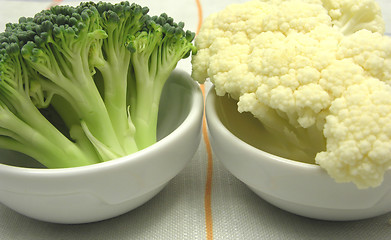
<box><xmin>317</xmin><ymin>78</ymin><xmax>391</xmax><ymax>188</ymax></box>
<box><xmin>192</xmin><ymin>0</ymin><xmax>391</xmax><ymax>188</ymax></box>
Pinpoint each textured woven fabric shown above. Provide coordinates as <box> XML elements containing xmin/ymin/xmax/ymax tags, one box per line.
<box><xmin>0</xmin><ymin>1</ymin><xmax>391</xmax><ymax>239</ymax></box>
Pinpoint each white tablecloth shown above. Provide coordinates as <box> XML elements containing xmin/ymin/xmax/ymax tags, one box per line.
<box><xmin>0</xmin><ymin>0</ymin><xmax>390</xmax><ymax>239</ymax></box>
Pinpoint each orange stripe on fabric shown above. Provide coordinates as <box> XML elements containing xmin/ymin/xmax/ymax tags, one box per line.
<box><xmin>201</xmin><ymin>85</ymin><xmax>214</xmax><ymax>240</ymax></box>
<box><xmin>194</xmin><ymin>1</ymin><xmax>213</xmax><ymax>239</ymax></box>
<box><xmin>195</xmin><ymin>0</ymin><xmax>203</xmax><ymax>35</ymax></box>
<box><xmin>47</xmin><ymin>0</ymin><xmax>63</xmax><ymax>8</ymax></box>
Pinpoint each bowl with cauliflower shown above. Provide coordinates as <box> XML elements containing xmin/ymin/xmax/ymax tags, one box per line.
<box><xmin>206</xmin><ymin>88</ymin><xmax>391</xmax><ymax>221</ymax></box>
<box><xmin>195</xmin><ymin>0</ymin><xmax>391</xmax><ymax>220</ymax></box>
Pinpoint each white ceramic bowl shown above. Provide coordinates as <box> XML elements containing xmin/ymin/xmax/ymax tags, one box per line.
<box><xmin>206</xmin><ymin>87</ymin><xmax>391</xmax><ymax>221</ymax></box>
<box><xmin>0</xmin><ymin>70</ymin><xmax>203</xmax><ymax>224</ymax></box>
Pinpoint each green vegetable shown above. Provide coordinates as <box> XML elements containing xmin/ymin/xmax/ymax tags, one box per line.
<box><xmin>0</xmin><ymin>1</ymin><xmax>196</xmax><ymax>168</ymax></box>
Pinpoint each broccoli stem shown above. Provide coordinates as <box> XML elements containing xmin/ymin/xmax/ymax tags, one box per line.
<box><xmin>49</xmin><ymin>95</ymin><xmax>103</xmax><ymax>162</ymax></box>
<box><xmin>58</xmin><ymin>72</ymin><xmax>125</xmax><ymax>159</ymax></box>
<box><xmin>24</xmin><ymin>32</ymin><xmax>128</xmax><ymax>159</ymax></box>
<box><xmin>0</xmin><ymin>102</ymin><xmax>97</xmax><ymax>168</ymax></box>
<box><xmin>129</xmin><ymin>34</ymin><xmax>169</xmax><ymax>149</ymax></box>
<box><xmin>127</xmin><ymin>26</ymin><xmax>196</xmax><ymax>149</ymax></box>
<box><xmin>97</xmin><ymin>38</ymin><xmax>138</xmax><ymax>155</ymax></box>
<box><xmin>0</xmin><ymin>135</ymin><xmax>74</xmax><ymax>168</ymax></box>
<box><xmin>93</xmin><ymin>3</ymin><xmax>147</xmax><ymax>155</ymax></box>
<box><xmin>0</xmin><ymin>52</ymin><xmax>99</xmax><ymax>167</ymax></box>
<box><xmin>130</xmin><ymin>65</ymin><xmax>166</xmax><ymax>150</ymax></box>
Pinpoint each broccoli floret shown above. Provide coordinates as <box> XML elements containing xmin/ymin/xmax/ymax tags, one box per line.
<box><xmin>126</xmin><ymin>13</ymin><xmax>196</xmax><ymax>149</ymax></box>
<box><xmin>20</xmin><ymin>4</ymin><xmax>126</xmax><ymax>161</ymax></box>
<box><xmin>0</xmin><ymin>1</ymin><xmax>196</xmax><ymax>168</ymax></box>
<box><xmin>91</xmin><ymin>1</ymin><xmax>149</xmax><ymax>154</ymax></box>
<box><xmin>0</xmin><ymin>26</ymin><xmax>98</xmax><ymax>168</ymax></box>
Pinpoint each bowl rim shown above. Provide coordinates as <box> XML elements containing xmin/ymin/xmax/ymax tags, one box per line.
<box><xmin>0</xmin><ymin>70</ymin><xmax>204</xmax><ymax>175</ymax></box>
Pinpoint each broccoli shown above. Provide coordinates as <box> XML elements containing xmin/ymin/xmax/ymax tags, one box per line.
<box><xmin>126</xmin><ymin>14</ymin><xmax>196</xmax><ymax>149</ymax></box>
<box><xmin>0</xmin><ymin>1</ymin><xmax>196</xmax><ymax>168</ymax></box>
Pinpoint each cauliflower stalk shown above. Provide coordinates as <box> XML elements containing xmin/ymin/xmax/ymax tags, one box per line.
<box><xmin>192</xmin><ymin>0</ymin><xmax>391</xmax><ymax>188</ymax></box>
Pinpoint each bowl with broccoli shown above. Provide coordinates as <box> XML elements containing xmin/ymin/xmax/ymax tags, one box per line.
<box><xmin>0</xmin><ymin>2</ymin><xmax>203</xmax><ymax>224</ymax></box>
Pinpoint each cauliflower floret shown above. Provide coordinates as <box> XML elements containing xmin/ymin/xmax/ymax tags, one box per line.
<box><xmin>319</xmin><ymin>59</ymin><xmax>366</xmax><ymax>99</ymax></box>
<box><xmin>192</xmin><ymin>0</ymin><xmax>391</xmax><ymax>188</ymax></box>
<box><xmin>247</xmin><ymin>29</ymin><xmax>339</xmax><ymax>128</ymax></box>
<box><xmin>322</xmin><ymin>0</ymin><xmax>385</xmax><ymax>34</ymax></box>
<box><xmin>337</xmin><ymin>30</ymin><xmax>391</xmax><ymax>84</ymax></box>
<box><xmin>316</xmin><ymin>78</ymin><xmax>391</xmax><ymax>188</ymax></box>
